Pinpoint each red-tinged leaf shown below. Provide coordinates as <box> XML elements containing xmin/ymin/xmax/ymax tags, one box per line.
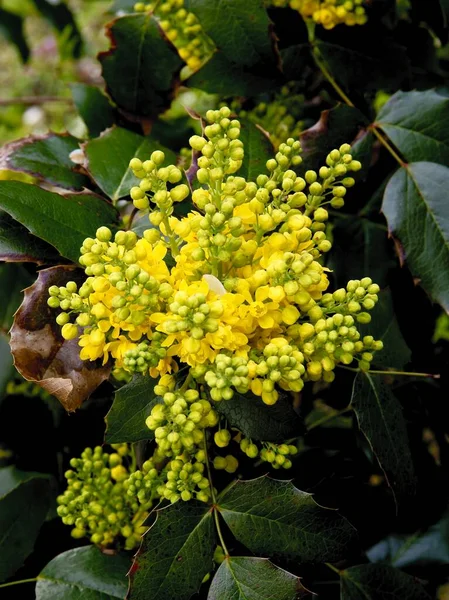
<box><xmin>10</xmin><ymin>266</ymin><xmax>110</xmax><ymax>412</ymax></box>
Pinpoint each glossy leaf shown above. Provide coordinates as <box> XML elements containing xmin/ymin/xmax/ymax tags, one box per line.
<box><xmin>351</xmin><ymin>372</ymin><xmax>415</xmax><ymax>501</ymax></box>
<box><xmin>217</xmin><ymin>477</ymin><xmax>357</xmax><ymax>563</ymax></box>
<box><xmin>129</xmin><ymin>501</ymin><xmax>216</xmax><ymax>600</ymax></box>
<box><xmin>185</xmin><ymin>0</ymin><xmax>275</xmax><ymax>68</ymax></box>
<box><xmin>0</xmin><ymin>466</ymin><xmax>51</xmax><ymax>582</ymax></box>
<box><xmin>376</xmin><ymin>90</ymin><xmax>449</xmax><ymax>164</ymax></box>
<box><xmin>238</xmin><ymin>119</ymin><xmax>272</xmax><ymax>182</ymax></box>
<box><xmin>0</xmin><ymin>134</ymin><xmax>90</xmax><ymax>190</ymax></box>
<box><xmin>100</xmin><ymin>14</ymin><xmax>183</xmax><ymax>120</ymax></box>
<box><xmin>70</xmin><ymin>84</ymin><xmax>115</xmax><ymax>138</ymax></box>
<box><xmin>299</xmin><ymin>105</ymin><xmax>368</xmax><ymax>172</ymax></box>
<box><xmin>10</xmin><ymin>266</ymin><xmax>111</xmax><ymax>411</ymax></box>
<box><xmin>0</xmin><ymin>181</ymin><xmax>118</xmax><ymax>263</ymax></box>
<box><xmin>36</xmin><ymin>546</ymin><xmax>130</xmax><ymax>600</ymax></box>
<box><xmin>340</xmin><ymin>564</ymin><xmax>431</xmax><ymax>600</ymax></box>
<box><xmin>0</xmin><ymin>211</ymin><xmax>59</xmax><ymax>264</ymax></box>
<box><xmin>83</xmin><ymin>127</ymin><xmax>175</xmax><ymax>202</ymax></box>
<box><xmin>215</xmin><ymin>390</ymin><xmax>302</xmax><ymax>442</ymax></box>
<box><xmin>382</xmin><ymin>162</ymin><xmax>449</xmax><ymax>312</ymax></box>
<box><xmin>186</xmin><ymin>53</ymin><xmax>278</xmax><ymax>97</ymax></box>
<box><xmin>105</xmin><ymin>375</ymin><xmax>159</xmax><ymax>443</ymax></box>
<box><xmin>207</xmin><ymin>557</ymin><xmax>308</xmax><ymax>600</ymax></box>
<box><xmin>0</xmin><ymin>263</ymin><xmax>33</xmax><ymax>332</ymax></box>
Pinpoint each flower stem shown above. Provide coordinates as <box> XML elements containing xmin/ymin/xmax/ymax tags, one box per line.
<box><xmin>203</xmin><ymin>431</ymin><xmax>230</xmax><ymax>557</ymax></box>
<box><xmin>337</xmin><ymin>365</ymin><xmax>440</xmax><ymax>378</ymax></box>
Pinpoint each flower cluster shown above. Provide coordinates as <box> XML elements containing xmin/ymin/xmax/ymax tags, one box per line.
<box><xmin>272</xmin><ymin>0</ymin><xmax>367</xmax><ymax>29</ymax></box>
<box><xmin>134</xmin><ymin>0</ymin><xmax>215</xmax><ymax>71</ymax></box>
<box><xmin>51</xmin><ymin>104</ymin><xmax>382</xmax><ymax>514</ymax></box>
<box><xmin>56</xmin><ymin>445</ymin><xmax>148</xmax><ymax>549</ymax></box>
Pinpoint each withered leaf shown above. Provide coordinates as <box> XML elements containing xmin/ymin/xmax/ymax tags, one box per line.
<box><xmin>10</xmin><ymin>266</ymin><xmax>110</xmax><ymax>411</ymax></box>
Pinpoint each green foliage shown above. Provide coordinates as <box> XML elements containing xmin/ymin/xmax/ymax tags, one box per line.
<box><xmin>0</xmin><ymin>0</ymin><xmax>448</xmax><ymax>598</ymax></box>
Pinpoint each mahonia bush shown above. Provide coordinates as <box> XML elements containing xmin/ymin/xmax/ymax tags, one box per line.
<box><xmin>50</xmin><ymin>105</ymin><xmax>382</xmax><ymax>547</ymax></box>
<box><xmin>134</xmin><ymin>0</ymin><xmax>215</xmax><ymax>71</ymax></box>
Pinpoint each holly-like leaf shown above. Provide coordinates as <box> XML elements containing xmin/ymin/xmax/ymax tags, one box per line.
<box><xmin>340</xmin><ymin>564</ymin><xmax>431</xmax><ymax>600</ymax></box>
<box><xmin>376</xmin><ymin>90</ymin><xmax>449</xmax><ymax>165</ymax></box>
<box><xmin>237</xmin><ymin>119</ymin><xmax>272</xmax><ymax>182</ymax></box>
<box><xmin>185</xmin><ymin>0</ymin><xmax>276</xmax><ymax>69</ymax></box>
<box><xmin>129</xmin><ymin>501</ymin><xmax>216</xmax><ymax>600</ymax></box>
<box><xmin>71</xmin><ymin>83</ymin><xmax>116</xmax><ymax>138</ymax></box>
<box><xmin>83</xmin><ymin>127</ymin><xmax>176</xmax><ymax>202</ymax></box>
<box><xmin>215</xmin><ymin>390</ymin><xmax>302</xmax><ymax>442</ymax></box>
<box><xmin>105</xmin><ymin>375</ymin><xmax>159</xmax><ymax>443</ymax></box>
<box><xmin>299</xmin><ymin>105</ymin><xmax>368</xmax><ymax>173</ymax></box>
<box><xmin>0</xmin><ymin>8</ymin><xmax>29</xmax><ymax>61</ymax></box>
<box><xmin>207</xmin><ymin>557</ymin><xmax>309</xmax><ymax>600</ymax></box>
<box><xmin>0</xmin><ymin>263</ymin><xmax>33</xmax><ymax>332</ymax></box>
<box><xmin>0</xmin><ymin>211</ymin><xmax>59</xmax><ymax>264</ymax></box>
<box><xmin>0</xmin><ymin>466</ymin><xmax>52</xmax><ymax>582</ymax></box>
<box><xmin>217</xmin><ymin>477</ymin><xmax>357</xmax><ymax>563</ymax></box>
<box><xmin>0</xmin><ymin>181</ymin><xmax>118</xmax><ymax>263</ymax></box>
<box><xmin>382</xmin><ymin>162</ymin><xmax>449</xmax><ymax>312</ymax></box>
<box><xmin>35</xmin><ymin>546</ymin><xmax>131</xmax><ymax>600</ymax></box>
<box><xmin>10</xmin><ymin>266</ymin><xmax>111</xmax><ymax>412</ymax></box>
<box><xmin>186</xmin><ymin>53</ymin><xmax>278</xmax><ymax>96</ymax></box>
<box><xmin>351</xmin><ymin>372</ymin><xmax>415</xmax><ymax>502</ymax></box>
<box><xmin>0</xmin><ymin>134</ymin><xmax>90</xmax><ymax>190</ymax></box>
<box><xmin>100</xmin><ymin>14</ymin><xmax>183</xmax><ymax>121</ymax></box>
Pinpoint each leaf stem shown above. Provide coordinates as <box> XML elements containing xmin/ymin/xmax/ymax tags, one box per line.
<box><xmin>0</xmin><ymin>578</ymin><xmax>38</xmax><ymax>589</ymax></box>
<box><xmin>337</xmin><ymin>365</ymin><xmax>440</xmax><ymax>378</ymax></box>
<box><xmin>325</xmin><ymin>562</ymin><xmax>341</xmax><ymax>576</ymax></box>
<box><xmin>369</xmin><ymin>125</ymin><xmax>407</xmax><ymax>168</ymax></box>
<box><xmin>307</xmin><ymin>406</ymin><xmax>353</xmax><ymax>431</ymax></box>
<box><xmin>203</xmin><ymin>431</ymin><xmax>230</xmax><ymax>557</ymax></box>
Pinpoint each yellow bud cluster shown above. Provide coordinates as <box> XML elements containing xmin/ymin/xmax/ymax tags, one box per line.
<box><xmin>289</xmin><ymin>0</ymin><xmax>367</xmax><ymax>29</ymax></box>
<box><xmin>134</xmin><ymin>0</ymin><xmax>215</xmax><ymax>71</ymax></box>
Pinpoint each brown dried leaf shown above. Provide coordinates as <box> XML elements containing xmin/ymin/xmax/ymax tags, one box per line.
<box><xmin>10</xmin><ymin>266</ymin><xmax>110</xmax><ymax>411</ymax></box>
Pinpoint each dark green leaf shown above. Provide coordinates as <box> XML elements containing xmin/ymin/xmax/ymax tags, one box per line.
<box><xmin>215</xmin><ymin>391</ymin><xmax>302</xmax><ymax>442</ymax></box>
<box><xmin>217</xmin><ymin>477</ymin><xmax>357</xmax><ymax>563</ymax></box>
<box><xmin>10</xmin><ymin>266</ymin><xmax>111</xmax><ymax>411</ymax></box>
<box><xmin>367</xmin><ymin>512</ymin><xmax>449</xmax><ymax>568</ymax></box>
<box><xmin>36</xmin><ymin>546</ymin><xmax>130</xmax><ymax>599</ymax></box>
<box><xmin>185</xmin><ymin>0</ymin><xmax>275</xmax><ymax>68</ymax></box>
<box><xmin>329</xmin><ymin>216</ymin><xmax>394</xmax><ymax>290</ymax></box>
<box><xmin>186</xmin><ymin>53</ymin><xmax>278</xmax><ymax>97</ymax></box>
<box><xmin>208</xmin><ymin>557</ymin><xmax>308</xmax><ymax>600</ymax></box>
<box><xmin>351</xmin><ymin>372</ymin><xmax>415</xmax><ymax>501</ymax></box>
<box><xmin>360</xmin><ymin>290</ymin><xmax>411</xmax><ymax>371</ymax></box>
<box><xmin>0</xmin><ymin>467</ymin><xmax>52</xmax><ymax>582</ymax></box>
<box><xmin>382</xmin><ymin>162</ymin><xmax>449</xmax><ymax>312</ymax></box>
<box><xmin>129</xmin><ymin>501</ymin><xmax>216</xmax><ymax>600</ymax></box>
<box><xmin>238</xmin><ymin>119</ymin><xmax>272</xmax><ymax>182</ymax></box>
<box><xmin>300</xmin><ymin>105</ymin><xmax>368</xmax><ymax>173</ymax></box>
<box><xmin>105</xmin><ymin>376</ymin><xmax>159</xmax><ymax>443</ymax></box>
<box><xmin>100</xmin><ymin>14</ymin><xmax>183</xmax><ymax>120</ymax></box>
<box><xmin>70</xmin><ymin>84</ymin><xmax>115</xmax><ymax>137</ymax></box>
<box><xmin>0</xmin><ymin>263</ymin><xmax>33</xmax><ymax>332</ymax></box>
<box><xmin>0</xmin><ymin>9</ymin><xmax>29</xmax><ymax>61</ymax></box>
<box><xmin>315</xmin><ymin>37</ymin><xmax>409</xmax><ymax>94</ymax></box>
<box><xmin>340</xmin><ymin>564</ymin><xmax>430</xmax><ymax>600</ymax></box>
<box><xmin>0</xmin><ymin>181</ymin><xmax>118</xmax><ymax>263</ymax></box>
<box><xmin>33</xmin><ymin>0</ymin><xmax>82</xmax><ymax>57</ymax></box>
<box><xmin>376</xmin><ymin>90</ymin><xmax>449</xmax><ymax>164</ymax></box>
<box><xmin>1</xmin><ymin>134</ymin><xmax>90</xmax><ymax>190</ymax></box>
<box><xmin>83</xmin><ymin>127</ymin><xmax>175</xmax><ymax>202</ymax></box>
<box><xmin>0</xmin><ymin>211</ymin><xmax>60</xmax><ymax>264</ymax></box>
